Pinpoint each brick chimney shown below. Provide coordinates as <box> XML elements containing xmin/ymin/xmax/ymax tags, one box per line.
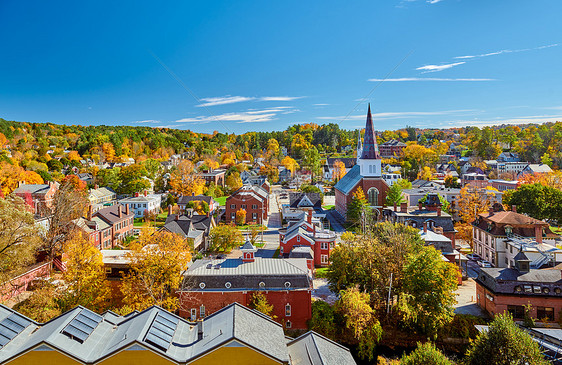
<box><xmin>135</xmin><ymin>192</ymin><xmax>139</xmax><ymax>197</ymax></box>
<box><xmin>535</xmin><ymin>225</ymin><xmax>543</xmax><ymax>244</ymax></box>
<box><xmin>400</xmin><ymin>202</ymin><xmax>408</xmax><ymax>213</ymax></box>
<box><xmin>144</xmin><ymin>190</ymin><xmax>147</xmax><ymax>196</ymax></box>
<box><xmin>512</xmin><ymin>205</ymin><xmax>517</xmax><ymax>213</ymax></box>
<box><xmin>307</xmin><ymin>211</ymin><xmax>312</xmax><ymax>225</ymax></box>
<box><xmin>393</xmin><ymin>203</ymin><xmax>397</xmax><ymax>212</ymax></box>
<box><xmin>118</xmin><ymin>205</ymin><xmax>123</xmax><ymax>218</ymax></box>
<box><xmin>174</xmin><ymin>214</ymin><xmax>179</xmax><ymax>221</ymax></box>
<box><xmin>423</xmin><ymin>221</ymin><xmax>428</xmax><ymax>233</ymax></box>
<box><xmin>418</xmin><ymin>202</ymin><xmax>423</xmax><ymax>211</ymax></box>
<box><xmin>437</xmin><ymin>206</ymin><xmax>441</xmax><ymax>217</ymax></box>
<box><xmin>313</xmin><ymin>224</ymin><xmax>316</xmax><ymax>237</ymax></box>
<box><xmin>87</xmin><ymin>204</ymin><xmax>93</xmax><ymax>221</ymax></box>
<box><xmin>125</xmin><ymin>204</ymin><xmax>130</xmax><ymax>215</ymax></box>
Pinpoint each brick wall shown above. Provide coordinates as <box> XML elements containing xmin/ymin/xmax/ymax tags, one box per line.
<box><xmin>0</xmin><ymin>262</ymin><xmax>51</xmax><ymax>302</ymax></box>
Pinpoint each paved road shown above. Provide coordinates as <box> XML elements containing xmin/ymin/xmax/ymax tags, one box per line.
<box><xmin>454</xmin><ymin>278</ymin><xmax>488</xmax><ymax>317</ymax></box>
<box><xmin>325</xmin><ymin>208</ymin><xmax>346</xmax><ymax>233</ymax></box>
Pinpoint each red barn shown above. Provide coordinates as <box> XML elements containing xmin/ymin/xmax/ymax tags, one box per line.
<box><xmin>179</xmin><ymin>242</ymin><xmax>312</xmax><ymax>330</ymax></box>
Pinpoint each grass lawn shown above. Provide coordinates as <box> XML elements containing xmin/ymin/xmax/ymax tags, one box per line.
<box><xmin>237</xmin><ymin>224</ymin><xmax>267</xmax><ymax>230</ymax></box>
<box><xmin>551</xmin><ymin>226</ymin><xmax>562</xmax><ymax>234</ymax></box>
<box><xmin>322</xmin><ymin>205</ymin><xmax>335</xmax><ymax>210</ymax></box>
<box><xmin>315</xmin><ymin>267</ymin><xmax>329</xmax><ymax>278</ymax></box>
<box><xmin>215</xmin><ymin>196</ymin><xmax>227</xmax><ymax>206</ymax></box>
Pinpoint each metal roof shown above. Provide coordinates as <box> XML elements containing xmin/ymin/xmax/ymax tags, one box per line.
<box><xmin>333</xmin><ymin>165</ymin><xmax>361</xmax><ymax>195</ymax></box>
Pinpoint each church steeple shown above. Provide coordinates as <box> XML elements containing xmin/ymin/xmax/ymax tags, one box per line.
<box><xmin>360</xmin><ymin>104</ymin><xmax>380</xmax><ymax>160</ymax></box>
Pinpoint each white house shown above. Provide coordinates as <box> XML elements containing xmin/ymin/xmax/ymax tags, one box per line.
<box><xmin>119</xmin><ymin>193</ymin><xmax>162</xmax><ymax>218</ymax></box>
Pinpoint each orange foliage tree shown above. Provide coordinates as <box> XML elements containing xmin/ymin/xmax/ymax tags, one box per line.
<box><xmin>332</xmin><ymin>160</ymin><xmax>347</xmax><ymax>181</ymax></box>
<box><xmin>168</xmin><ymin>160</ymin><xmax>205</xmax><ymax>196</ymax></box>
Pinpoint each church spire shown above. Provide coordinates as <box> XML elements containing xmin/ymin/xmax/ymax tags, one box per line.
<box><xmin>360</xmin><ymin>104</ymin><xmax>380</xmax><ymax>160</ymax></box>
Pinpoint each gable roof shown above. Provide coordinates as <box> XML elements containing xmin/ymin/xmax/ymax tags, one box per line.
<box><xmin>287</xmin><ymin>331</ymin><xmax>356</xmax><ymax>365</ymax></box>
<box><xmin>334</xmin><ymin>165</ymin><xmax>362</xmax><ymax>195</ymax></box>
<box><xmin>93</xmin><ymin>204</ymin><xmax>134</xmax><ymax>224</ymax></box>
<box><xmin>289</xmin><ymin>192</ymin><xmax>322</xmax><ymax>209</ymax></box>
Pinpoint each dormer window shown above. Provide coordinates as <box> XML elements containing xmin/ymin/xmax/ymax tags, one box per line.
<box><xmin>505</xmin><ymin>225</ymin><xmax>513</xmax><ymax>236</ymax></box>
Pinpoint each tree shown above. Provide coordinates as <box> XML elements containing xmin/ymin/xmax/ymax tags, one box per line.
<box><xmin>503</xmin><ymin>183</ymin><xmax>562</xmax><ymax>223</ymax></box>
<box><xmin>236</xmin><ymin>208</ymin><xmax>247</xmax><ymax>225</ymax></box>
<box><xmin>282</xmin><ymin>156</ymin><xmax>299</xmax><ymax>177</ymax></box>
<box><xmin>464</xmin><ymin>313</ymin><xmax>548</xmax><ymax>365</ymax></box>
<box><xmin>346</xmin><ymin>187</ymin><xmax>369</xmax><ymax>228</ymax></box>
<box><xmin>0</xmin><ymin>196</ymin><xmax>41</xmax><ymax>284</ymax></box>
<box><xmin>61</xmin><ymin>174</ymin><xmax>87</xmax><ymax>191</ymax></box>
<box><xmin>309</xmin><ymin>300</ymin><xmax>337</xmax><ymax>339</ymax></box>
<box><xmin>385</xmin><ymin>182</ymin><xmax>406</xmax><ymax>206</ymax></box>
<box><xmin>400</xmin><ymin>342</ymin><xmax>453</xmax><ymax>365</ymax></box>
<box><xmin>12</xmin><ymin>281</ymin><xmax>61</xmax><ymax>322</ymax></box>
<box><xmin>335</xmin><ymin>287</ymin><xmax>382</xmax><ymax>361</ymax></box>
<box><xmin>209</xmin><ymin>224</ymin><xmax>243</xmax><ymax>252</ymax></box>
<box><xmin>225</xmin><ymin>170</ymin><xmax>243</xmax><ymax>192</ymax></box>
<box><xmin>121</xmin><ymin>229</ymin><xmax>191</xmax><ymax>312</ymax></box>
<box><xmin>398</xmin><ymin>246</ymin><xmax>458</xmax><ymax>337</ymax></box>
<box><xmin>302</xmin><ymin>147</ymin><xmax>322</xmax><ymax>181</ymax></box>
<box><xmin>248</xmin><ymin>292</ymin><xmax>275</xmax><ymax>317</ymax></box>
<box><xmin>59</xmin><ymin>233</ymin><xmax>110</xmax><ymax>312</ymax></box>
<box><xmin>332</xmin><ymin>160</ymin><xmax>347</xmax><ymax>181</ymax></box>
<box><xmin>168</xmin><ymin>160</ymin><xmax>205</xmax><ymax>196</ymax></box>
<box><xmin>395</xmin><ymin>178</ymin><xmax>412</xmax><ymax>190</ymax></box>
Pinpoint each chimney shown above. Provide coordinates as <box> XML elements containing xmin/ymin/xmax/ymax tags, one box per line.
<box><xmin>307</xmin><ymin>211</ymin><xmax>312</xmax><ymax>225</ymax></box>
<box><xmin>135</xmin><ymin>192</ymin><xmax>139</xmax><ymax>197</ymax></box>
<box><xmin>144</xmin><ymin>190</ymin><xmax>147</xmax><ymax>196</ymax></box>
<box><xmin>423</xmin><ymin>221</ymin><xmax>428</xmax><ymax>233</ymax></box>
<box><xmin>393</xmin><ymin>203</ymin><xmax>397</xmax><ymax>212</ymax></box>
<box><xmin>125</xmin><ymin>204</ymin><xmax>130</xmax><ymax>215</ymax></box>
<box><xmin>400</xmin><ymin>202</ymin><xmax>408</xmax><ymax>213</ymax></box>
<box><xmin>87</xmin><ymin>205</ymin><xmax>93</xmax><ymax>221</ymax></box>
<box><xmin>95</xmin><ymin>184</ymin><xmax>99</xmax><ymax>190</ymax></box>
<box><xmin>197</xmin><ymin>320</ymin><xmax>204</xmax><ymax>340</ymax></box>
<box><xmin>512</xmin><ymin>205</ymin><xmax>517</xmax><ymax>213</ymax></box>
<box><xmin>313</xmin><ymin>224</ymin><xmax>316</xmax><ymax>237</ymax></box>
<box><xmin>437</xmin><ymin>207</ymin><xmax>441</xmax><ymax>217</ymax></box>
<box><xmin>118</xmin><ymin>206</ymin><xmax>123</xmax><ymax>218</ymax></box>
<box><xmin>535</xmin><ymin>225</ymin><xmax>543</xmax><ymax>244</ymax></box>
<box><xmin>168</xmin><ymin>204</ymin><xmax>173</xmax><ymax>216</ymax></box>
<box><xmin>418</xmin><ymin>202</ymin><xmax>423</xmax><ymax>211</ymax></box>
<box><xmin>174</xmin><ymin>214</ymin><xmax>179</xmax><ymax>221</ymax></box>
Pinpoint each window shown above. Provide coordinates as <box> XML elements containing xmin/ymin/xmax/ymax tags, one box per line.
<box><xmin>252</xmin><ymin>213</ymin><xmax>257</xmax><ymax>220</ymax></box>
<box><xmin>231</xmin><ymin>213</ymin><xmax>235</xmax><ymax>219</ymax></box>
<box><xmin>537</xmin><ymin>307</ymin><xmax>554</xmax><ymax>321</ymax></box>
<box><xmin>285</xmin><ymin>320</ymin><xmax>292</xmax><ymax>329</ymax></box>
<box><xmin>367</xmin><ymin>188</ymin><xmax>379</xmax><ymax>206</ymax></box>
<box><xmin>190</xmin><ymin>308</ymin><xmax>197</xmax><ymax>321</ymax></box>
<box><xmin>321</xmin><ymin>255</ymin><xmax>329</xmax><ymax>264</ymax></box>
<box><xmin>285</xmin><ymin>304</ymin><xmax>291</xmax><ymax>317</ymax></box>
<box><xmin>297</xmin><ymin>236</ymin><xmax>300</xmax><ymax>242</ymax></box>
<box><xmin>200</xmin><ymin>305</ymin><xmax>205</xmax><ymax>318</ymax></box>
<box><xmin>507</xmin><ymin>305</ymin><xmax>525</xmax><ymax>319</ymax></box>
<box><xmin>241</xmin><ymin>204</ymin><xmax>246</xmax><ymax>209</ymax></box>
<box><xmin>231</xmin><ymin>204</ymin><xmax>236</xmax><ymax>209</ymax></box>
<box><xmin>321</xmin><ymin>242</ymin><xmax>328</xmax><ymax>250</ymax></box>
<box><xmin>252</xmin><ymin>204</ymin><xmax>257</xmax><ymax>209</ymax></box>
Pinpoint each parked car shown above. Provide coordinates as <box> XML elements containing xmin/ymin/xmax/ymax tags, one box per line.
<box><xmin>466</xmin><ymin>254</ymin><xmax>481</xmax><ymax>261</ymax></box>
<box><xmin>478</xmin><ymin>260</ymin><xmax>492</xmax><ymax>268</ymax></box>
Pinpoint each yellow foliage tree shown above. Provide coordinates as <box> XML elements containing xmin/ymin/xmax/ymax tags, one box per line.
<box><xmin>332</xmin><ymin>160</ymin><xmax>347</xmax><ymax>181</ymax></box>
<box><xmin>101</xmin><ymin>142</ymin><xmax>116</xmax><ymax>162</ymax></box>
<box><xmin>67</xmin><ymin>151</ymin><xmax>81</xmax><ymax>161</ymax></box>
<box><xmin>59</xmin><ymin>233</ymin><xmax>110</xmax><ymax>312</ymax></box>
<box><xmin>417</xmin><ymin>166</ymin><xmax>433</xmax><ymax>181</ymax></box>
<box><xmin>282</xmin><ymin>156</ymin><xmax>299</xmax><ymax>177</ymax></box>
<box><xmin>121</xmin><ymin>229</ymin><xmax>192</xmax><ymax>312</ymax></box>
<box><xmin>168</xmin><ymin>160</ymin><xmax>205</xmax><ymax>196</ymax></box>
<box><xmin>236</xmin><ymin>208</ymin><xmax>247</xmax><ymax>225</ymax></box>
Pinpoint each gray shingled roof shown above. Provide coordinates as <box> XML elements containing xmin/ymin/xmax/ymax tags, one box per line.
<box><xmin>288</xmin><ymin>332</ymin><xmax>357</xmax><ymax>365</ymax></box>
<box><xmin>334</xmin><ymin>165</ymin><xmax>361</xmax><ymax>195</ymax></box>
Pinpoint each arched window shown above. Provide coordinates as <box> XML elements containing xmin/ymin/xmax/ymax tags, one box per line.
<box><xmin>367</xmin><ymin>188</ymin><xmax>379</xmax><ymax>206</ymax></box>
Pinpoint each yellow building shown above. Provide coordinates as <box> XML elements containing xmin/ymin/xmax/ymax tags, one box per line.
<box><xmin>0</xmin><ymin>303</ymin><xmax>356</xmax><ymax>365</ymax></box>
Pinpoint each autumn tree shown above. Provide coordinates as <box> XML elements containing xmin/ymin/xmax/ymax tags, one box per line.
<box><xmin>0</xmin><ymin>196</ymin><xmax>41</xmax><ymax>284</ymax></box>
<box><xmin>282</xmin><ymin>156</ymin><xmax>299</xmax><ymax>178</ymax></box>
<box><xmin>335</xmin><ymin>287</ymin><xmax>382</xmax><ymax>361</ymax></box>
<box><xmin>61</xmin><ymin>174</ymin><xmax>87</xmax><ymax>191</ymax></box>
<box><xmin>168</xmin><ymin>160</ymin><xmax>205</xmax><ymax>196</ymax></box>
<box><xmin>259</xmin><ymin>163</ymin><xmax>279</xmax><ymax>183</ymax></box>
<box><xmin>58</xmin><ymin>233</ymin><xmax>110</xmax><ymax>312</ymax></box>
<box><xmin>121</xmin><ymin>229</ymin><xmax>191</xmax><ymax>312</ymax></box>
<box><xmin>248</xmin><ymin>292</ymin><xmax>275</xmax><ymax>318</ymax></box>
<box><xmin>12</xmin><ymin>281</ymin><xmax>61</xmax><ymax>322</ymax></box>
<box><xmin>332</xmin><ymin>160</ymin><xmax>347</xmax><ymax>181</ymax></box>
<box><xmin>225</xmin><ymin>171</ymin><xmax>243</xmax><ymax>192</ymax></box>
<box><xmin>235</xmin><ymin>208</ymin><xmax>247</xmax><ymax>225</ymax></box>
<box><xmin>346</xmin><ymin>187</ymin><xmax>370</xmax><ymax>228</ymax></box>
<box><xmin>209</xmin><ymin>224</ymin><xmax>243</xmax><ymax>253</ymax></box>
<box><xmin>464</xmin><ymin>313</ymin><xmax>548</xmax><ymax>365</ymax></box>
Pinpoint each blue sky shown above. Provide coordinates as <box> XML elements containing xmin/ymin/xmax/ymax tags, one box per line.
<box><xmin>1</xmin><ymin>0</ymin><xmax>562</xmax><ymax>134</ymax></box>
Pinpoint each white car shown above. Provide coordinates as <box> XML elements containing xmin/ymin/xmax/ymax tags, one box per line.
<box><xmin>478</xmin><ymin>260</ymin><xmax>492</xmax><ymax>268</ymax></box>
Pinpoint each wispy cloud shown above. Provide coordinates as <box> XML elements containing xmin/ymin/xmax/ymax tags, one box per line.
<box><xmin>174</xmin><ymin>106</ymin><xmax>298</xmax><ymax>124</ymax></box>
<box><xmin>196</xmin><ymin>95</ymin><xmax>304</xmax><ymax>107</ymax></box>
<box><xmin>133</xmin><ymin>119</ymin><xmax>160</xmax><ymax>124</ymax></box>
<box><xmin>313</xmin><ymin>103</ymin><xmax>330</xmax><ymax>106</ymax></box>
<box><xmin>317</xmin><ymin>109</ymin><xmax>478</xmax><ymax>121</ymax></box>
<box><xmin>416</xmin><ymin>61</ymin><xmax>465</xmax><ymax>73</ymax></box>
<box><xmin>368</xmin><ymin>77</ymin><xmax>495</xmax><ymax>82</ymax></box>
<box><xmin>443</xmin><ymin>114</ymin><xmax>562</xmax><ymax>128</ymax></box>
<box><xmin>455</xmin><ymin>43</ymin><xmax>559</xmax><ymax>59</ymax></box>
<box><xmin>427</xmin><ymin>0</ymin><xmax>444</xmax><ymax>3</ymax></box>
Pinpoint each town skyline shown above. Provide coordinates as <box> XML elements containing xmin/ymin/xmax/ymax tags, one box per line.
<box><xmin>2</xmin><ymin>1</ymin><xmax>562</xmax><ymax>134</ymax></box>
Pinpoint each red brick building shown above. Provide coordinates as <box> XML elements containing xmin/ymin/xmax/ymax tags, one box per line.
<box><xmin>92</xmin><ymin>204</ymin><xmax>135</xmax><ymax>248</ymax></box>
<box><xmin>379</xmin><ymin>139</ymin><xmax>407</xmax><ymax>158</ymax></box>
<box><xmin>201</xmin><ymin>169</ymin><xmax>226</xmax><ymax>186</ymax></box>
<box><xmin>13</xmin><ymin>181</ymin><xmax>59</xmax><ymax>217</ymax></box>
<box><xmin>476</xmin><ymin>254</ymin><xmax>562</xmax><ymax>322</ymax></box>
<box><xmin>279</xmin><ymin>210</ymin><xmax>336</xmax><ymax>267</ymax></box>
<box><xmin>179</xmin><ymin>242</ymin><xmax>312</xmax><ymax>329</ymax></box>
<box><xmin>334</xmin><ymin>105</ymin><xmax>390</xmax><ymax>220</ymax></box>
<box><xmin>225</xmin><ymin>185</ymin><xmax>268</xmax><ymax>224</ymax></box>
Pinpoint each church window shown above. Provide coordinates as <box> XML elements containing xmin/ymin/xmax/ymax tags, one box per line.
<box><xmin>367</xmin><ymin>188</ymin><xmax>379</xmax><ymax>206</ymax></box>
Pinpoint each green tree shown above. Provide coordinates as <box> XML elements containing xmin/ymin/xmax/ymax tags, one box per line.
<box><xmin>503</xmin><ymin>183</ymin><xmax>562</xmax><ymax>222</ymax></box>
<box><xmin>209</xmin><ymin>224</ymin><xmax>243</xmax><ymax>252</ymax></box>
<box><xmin>464</xmin><ymin>313</ymin><xmax>548</xmax><ymax>365</ymax></box>
<box><xmin>347</xmin><ymin>187</ymin><xmax>369</xmax><ymax>227</ymax></box>
<box><xmin>385</xmin><ymin>182</ymin><xmax>406</xmax><ymax>206</ymax></box>
<box><xmin>399</xmin><ymin>246</ymin><xmax>458</xmax><ymax>337</ymax></box>
<box><xmin>309</xmin><ymin>301</ymin><xmax>337</xmax><ymax>339</ymax></box>
<box><xmin>400</xmin><ymin>342</ymin><xmax>453</xmax><ymax>365</ymax></box>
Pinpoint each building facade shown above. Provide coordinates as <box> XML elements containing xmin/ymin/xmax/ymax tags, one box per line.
<box><xmin>92</xmin><ymin>204</ymin><xmax>135</xmax><ymax>248</ymax></box>
<box><xmin>225</xmin><ymin>185</ymin><xmax>268</xmax><ymax>224</ymax></box>
<box><xmin>119</xmin><ymin>193</ymin><xmax>162</xmax><ymax>218</ymax></box>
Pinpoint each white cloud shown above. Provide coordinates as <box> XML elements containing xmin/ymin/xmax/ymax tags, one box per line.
<box><xmin>133</xmin><ymin>119</ymin><xmax>160</xmax><ymax>124</ymax></box>
<box><xmin>455</xmin><ymin>43</ymin><xmax>559</xmax><ymax>59</ymax></box>
<box><xmin>316</xmin><ymin>109</ymin><xmax>478</xmax><ymax>121</ymax></box>
<box><xmin>173</xmin><ymin>106</ymin><xmax>299</xmax><ymax>124</ymax></box>
<box><xmin>443</xmin><ymin>114</ymin><xmax>562</xmax><ymax>128</ymax></box>
<box><xmin>196</xmin><ymin>95</ymin><xmax>304</xmax><ymax>107</ymax></box>
<box><xmin>427</xmin><ymin>0</ymin><xmax>444</xmax><ymax>3</ymax></box>
<box><xmin>196</xmin><ymin>96</ymin><xmax>255</xmax><ymax>107</ymax></box>
<box><xmin>368</xmin><ymin>77</ymin><xmax>495</xmax><ymax>82</ymax></box>
<box><xmin>416</xmin><ymin>61</ymin><xmax>465</xmax><ymax>73</ymax></box>
<box><xmin>313</xmin><ymin>103</ymin><xmax>330</xmax><ymax>106</ymax></box>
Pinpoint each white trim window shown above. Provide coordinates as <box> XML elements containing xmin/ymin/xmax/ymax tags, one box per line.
<box><xmin>285</xmin><ymin>303</ymin><xmax>291</xmax><ymax>317</ymax></box>
<box><xmin>200</xmin><ymin>305</ymin><xmax>205</xmax><ymax>318</ymax></box>
<box><xmin>190</xmin><ymin>308</ymin><xmax>197</xmax><ymax>321</ymax></box>
<box><xmin>321</xmin><ymin>255</ymin><xmax>329</xmax><ymax>264</ymax></box>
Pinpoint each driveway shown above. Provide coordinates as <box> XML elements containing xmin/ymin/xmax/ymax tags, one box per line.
<box><xmin>454</xmin><ymin>278</ymin><xmax>488</xmax><ymax>317</ymax></box>
<box><xmin>312</xmin><ymin>278</ymin><xmax>338</xmax><ymax>304</ymax></box>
